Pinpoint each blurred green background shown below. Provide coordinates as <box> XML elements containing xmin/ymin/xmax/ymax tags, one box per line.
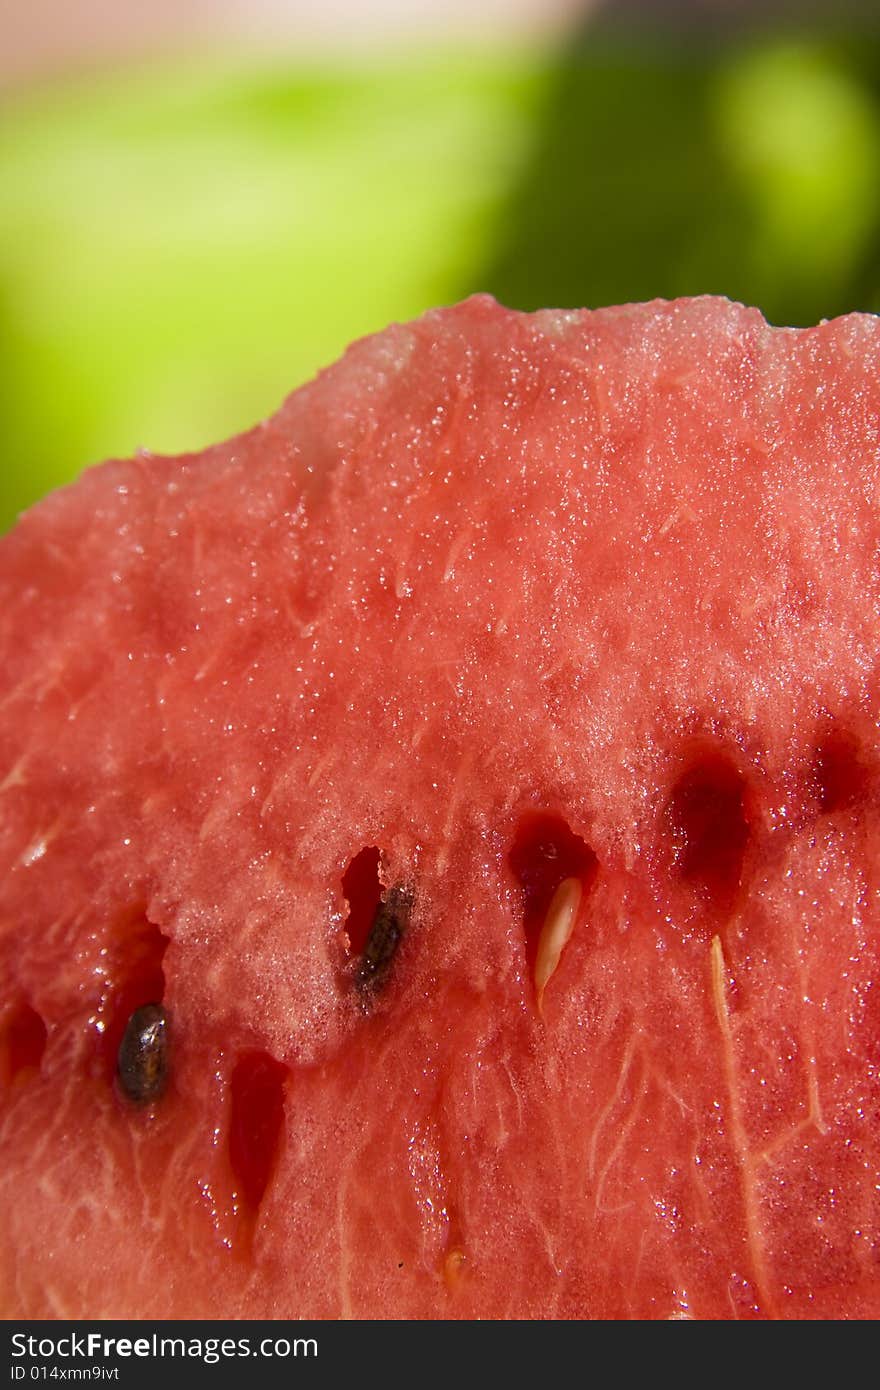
<box><xmin>3</xmin><ymin>0</ymin><xmax>880</xmax><ymax>532</ymax></box>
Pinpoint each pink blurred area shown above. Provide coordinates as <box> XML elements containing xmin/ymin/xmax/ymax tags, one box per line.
<box><xmin>1</xmin><ymin>0</ymin><xmax>590</xmax><ymax>88</ymax></box>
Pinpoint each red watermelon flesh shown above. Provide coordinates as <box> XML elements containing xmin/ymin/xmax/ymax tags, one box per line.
<box><xmin>2</xmin><ymin>294</ymin><xmax>880</xmax><ymax>1320</ymax></box>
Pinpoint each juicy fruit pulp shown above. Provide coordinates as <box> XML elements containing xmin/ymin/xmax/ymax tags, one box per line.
<box><xmin>2</xmin><ymin>295</ymin><xmax>880</xmax><ymax>1319</ymax></box>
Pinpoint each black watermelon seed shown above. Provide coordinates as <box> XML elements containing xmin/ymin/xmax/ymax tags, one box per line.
<box><xmin>117</xmin><ymin>1003</ymin><xmax>170</xmax><ymax>1104</ymax></box>
<box><xmin>356</xmin><ymin>885</ymin><xmax>412</xmax><ymax>996</ymax></box>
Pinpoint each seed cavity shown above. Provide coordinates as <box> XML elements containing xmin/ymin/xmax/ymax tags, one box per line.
<box><xmin>342</xmin><ymin>846</ymin><xmax>383</xmax><ymax>957</ymax></box>
<box><xmin>356</xmin><ymin>884</ymin><xmax>413</xmax><ymax>996</ymax></box>
<box><xmin>666</xmin><ymin>748</ymin><xmax>752</xmax><ymax>912</ymax></box>
<box><xmin>508</xmin><ymin>811</ymin><xmax>598</xmax><ymax>1004</ymax></box>
<box><xmin>1</xmin><ymin>1000</ymin><xmax>48</xmax><ymax>1087</ymax></box>
<box><xmin>116</xmin><ymin>1003</ymin><xmax>170</xmax><ymax>1104</ymax></box>
<box><xmin>94</xmin><ymin>907</ymin><xmax>169</xmax><ymax>1080</ymax></box>
<box><xmin>228</xmin><ymin>1051</ymin><xmax>289</xmax><ymax>1217</ymax></box>
<box><xmin>813</xmin><ymin>725</ymin><xmax>871</xmax><ymax>814</ymax></box>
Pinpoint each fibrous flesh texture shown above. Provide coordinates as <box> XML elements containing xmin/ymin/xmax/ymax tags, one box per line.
<box><xmin>2</xmin><ymin>295</ymin><xmax>880</xmax><ymax>1319</ymax></box>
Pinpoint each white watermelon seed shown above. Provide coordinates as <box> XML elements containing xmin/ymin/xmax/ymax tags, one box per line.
<box><xmin>534</xmin><ymin>876</ymin><xmax>582</xmax><ymax>1011</ymax></box>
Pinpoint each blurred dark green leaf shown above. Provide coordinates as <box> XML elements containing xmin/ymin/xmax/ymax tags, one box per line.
<box><xmin>484</xmin><ymin>25</ymin><xmax>880</xmax><ymax>324</ymax></box>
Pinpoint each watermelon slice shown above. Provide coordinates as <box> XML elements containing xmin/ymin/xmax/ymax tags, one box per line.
<box><xmin>2</xmin><ymin>294</ymin><xmax>880</xmax><ymax>1320</ymax></box>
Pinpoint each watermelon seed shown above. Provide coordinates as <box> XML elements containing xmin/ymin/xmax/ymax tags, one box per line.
<box><xmin>534</xmin><ymin>877</ymin><xmax>582</xmax><ymax>1012</ymax></box>
<box><xmin>356</xmin><ymin>884</ymin><xmax>413</xmax><ymax>997</ymax></box>
<box><xmin>116</xmin><ymin>1003</ymin><xmax>169</xmax><ymax>1105</ymax></box>
<box><xmin>443</xmin><ymin>1246</ymin><xmax>468</xmax><ymax>1290</ymax></box>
